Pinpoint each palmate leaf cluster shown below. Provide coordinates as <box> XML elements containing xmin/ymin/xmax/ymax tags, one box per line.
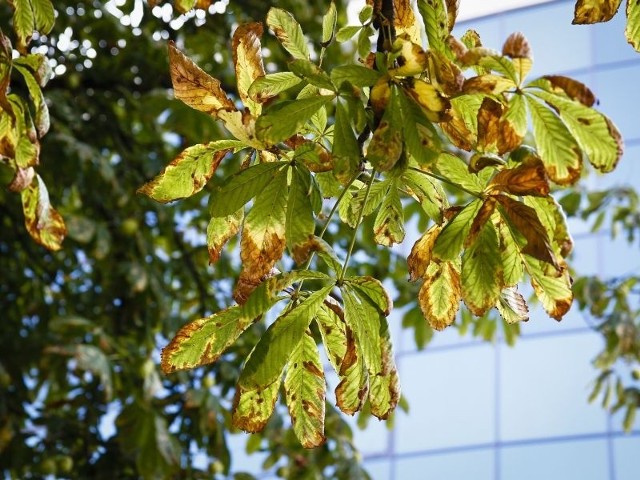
<box><xmin>139</xmin><ymin>0</ymin><xmax>624</xmax><ymax>446</ymax></box>
<box><xmin>0</xmin><ymin>0</ymin><xmax>66</xmax><ymax>251</ymax></box>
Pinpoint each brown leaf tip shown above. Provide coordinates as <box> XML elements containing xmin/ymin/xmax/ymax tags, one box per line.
<box><xmin>502</xmin><ymin>32</ymin><xmax>532</xmax><ymax>59</ymax></box>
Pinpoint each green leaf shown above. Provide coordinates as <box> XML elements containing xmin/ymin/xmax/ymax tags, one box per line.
<box><xmin>419</xmin><ymin>260</ymin><xmax>462</xmax><ymax>330</ymax></box>
<box><xmin>139</xmin><ymin>142</ymin><xmax>236</xmax><ymax>203</ymax></box>
<box><xmin>238</xmin><ymin>285</ymin><xmax>333</xmax><ymax>388</ymax></box>
<box><xmin>284</xmin><ymin>330</ymin><xmax>326</xmax><ymax>448</ymax></box>
<box><xmin>287</xmin><ymin>165</ymin><xmax>316</xmax><ymax>263</ymax></box>
<box><xmin>396</xmin><ymin>89</ymin><xmax>441</xmax><ymax>166</ymax></box>
<box><xmin>401</xmin><ymin>169</ymin><xmax>446</xmax><ymax>224</ymax></box>
<box><xmin>368</xmin><ymin>88</ymin><xmax>403</xmax><ymax>172</ymax></box>
<box><xmin>210</xmin><ymin>161</ymin><xmax>287</xmax><ymax>217</ymax></box>
<box><xmin>434</xmin><ymin>152</ymin><xmax>484</xmax><ymax>193</ymax></box>
<box><xmin>321</xmin><ymin>2</ymin><xmax>338</xmax><ymax>46</ymax></box>
<box><xmin>359</xmin><ymin>4</ymin><xmax>374</xmax><ymax>24</ymax></box>
<box><xmin>344</xmin><ymin>179</ymin><xmax>388</xmax><ymax>228</ymax></box>
<box><xmin>357</xmin><ymin>26</ymin><xmax>373</xmax><ymax>59</ymax></box>
<box><xmin>627</xmin><ymin>0</ymin><xmax>640</xmax><ymax>51</ymax></box>
<box><xmin>529</xmin><ymin>89</ymin><xmax>622</xmax><ymax>173</ymax></box>
<box><xmin>266</xmin><ymin>7</ymin><xmax>310</xmax><ymax>60</ymax></box>
<box><xmin>13</xmin><ymin>63</ymin><xmax>48</xmax><ymax>136</ymax></box>
<box><xmin>256</xmin><ymin>95</ymin><xmax>333</xmax><ymax>145</ymax></box>
<box><xmin>235</xmin><ymin>168</ymin><xmax>289</xmax><ymax>303</ymax></box>
<box><xmin>232</xmin><ymin>380</ymin><xmax>280</xmax><ymax>433</ymax></box>
<box><xmin>336</xmin><ymin>26</ymin><xmax>361</xmax><ymax>43</ymax></box>
<box><xmin>175</xmin><ymin>0</ymin><xmax>197</xmax><ymax>13</ymax></box>
<box><xmin>248</xmin><ymin>72</ymin><xmax>302</xmax><ymax>102</ymax></box>
<box><xmin>478</xmin><ymin>56</ymin><xmax>518</xmax><ymax>84</ymax></box>
<box><xmin>461</xmin><ymin>221</ymin><xmax>502</xmax><ymax>316</ymax></box>
<box><xmin>21</xmin><ymin>174</ymin><xmax>65</xmax><ymax>251</ymax></box>
<box><xmin>418</xmin><ymin>0</ymin><xmax>448</xmax><ymax>53</ymax></box>
<box><xmin>497</xmin><ymin>220</ymin><xmax>524</xmax><ymax>286</ymax></box>
<box><xmin>11</xmin><ymin>0</ymin><xmax>35</xmax><ymax>50</ymax></box>
<box><xmin>161</xmin><ymin>306</ymin><xmax>255</xmax><ymax>373</ymax></box>
<box><xmin>332</xmin><ymin>100</ymin><xmax>360</xmax><ymax>184</ymax></box>
<box><xmin>347</xmin><ymin>276</ymin><xmax>392</xmax><ymax>316</ymax></box>
<box><xmin>341</xmin><ymin>284</ymin><xmax>399</xmax><ymax>419</ymax></box>
<box><xmin>207</xmin><ymin>209</ymin><xmax>243</xmax><ymax>264</ymax></box>
<box><xmin>330</xmin><ymin>65</ymin><xmax>382</xmax><ymax>89</ymax></box>
<box><xmin>432</xmin><ymin>199</ymin><xmax>483</xmax><ymax>261</ymax></box>
<box><xmin>525</xmin><ymin>94</ymin><xmax>582</xmax><ymax>185</ymax></box>
<box><xmin>373</xmin><ymin>180</ymin><xmax>405</xmax><ymax>246</ymax></box>
<box><xmin>31</xmin><ymin>0</ymin><xmax>55</xmax><ymax>34</ymax></box>
<box><xmin>14</xmin><ymin>53</ymin><xmax>52</xmax><ymax>86</ymax></box>
<box><xmin>288</xmin><ymin>59</ymin><xmax>335</xmax><ymax>91</ymax></box>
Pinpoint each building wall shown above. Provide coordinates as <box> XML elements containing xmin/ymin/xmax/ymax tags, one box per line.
<box><xmin>356</xmin><ymin>2</ymin><xmax>640</xmax><ymax>479</ymax></box>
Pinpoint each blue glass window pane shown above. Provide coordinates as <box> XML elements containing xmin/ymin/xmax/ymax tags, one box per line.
<box><xmin>614</xmin><ymin>436</ymin><xmax>640</xmax><ymax>480</ymax></box>
<box><xmin>499</xmin><ymin>333</ymin><xmax>608</xmax><ymax>440</ymax></box>
<box><xmin>501</xmin><ymin>438</ymin><xmax>609</xmax><ymax>480</ymax></box>
<box><xmin>395</xmin><ymin>448</ymin><xmax>494</xmax><ymax>480</ymax></box>
<box><xmin>395</xmin><ymin>344</ymin><xmax>496</xmax><ymax>452</ymax></box>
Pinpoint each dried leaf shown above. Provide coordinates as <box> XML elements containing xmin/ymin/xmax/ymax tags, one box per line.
<box><xmin>495</xmin><ymin>194</ymin><xmax>557</xmax><ymax>267</ymax></box>
<box><xmin>476</xmin><ymin>97</ymin><xmax>504</xmax><ymax>154</ymax></box>
<box><xmin>394</xmin><ymin>0</ymin><xmax>422</xmax><ymax>44</ymax></box>
<box><xmin>407</xmin><ymin>224</ymin><xmax>443</xmax><ymax>282</ymax></box>
<box><xmin>497</xmin><ymin>287</ymin><xmax>529</xmax><ymax>323</ymax></box>
<box><xmin>233</xmin><ymin>22</ymin><xmax>266</xmax><ymax>116</ymax></box>
<box><xmin>502</xmin><ymin>32</ymin><xmax>532</xmax><ymax>59</ymax></box>
<box><xmin>169</xmin><ymin>42</ymin><xmax>235</xmax><ymax>116</ymax></box>
<box><xmin>539</xmin><ymin>75</ymin><xmax>596</xmax><ymax>107</ymax></box>
<box><xmin>20</xmin><ymin>174</ymin><xmax>66</xmax><ymax>251</ymax></box>
<box><xmin>524</xmin><ymin>256</ymin><xmax>573</xmax><ymax>320</ymax></box>
<box><xmin>489</xmin><ymin>156</ymin><xmax>551</xmax><ymax>197</ymax></box>
<box><xmin>572</xmin><ymin>0</ymin><xmax>622</xmax><ymax>24</ymax></box>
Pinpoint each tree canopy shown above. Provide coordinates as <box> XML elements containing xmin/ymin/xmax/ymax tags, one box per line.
<box><xmin>1</xmin><ymin>0</ymin><xmax>639</xmax><ymax>478</ymax></box>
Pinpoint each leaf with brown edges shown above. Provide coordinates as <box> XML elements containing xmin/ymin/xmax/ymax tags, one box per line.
<box><xmin>489</xmin><ymin>156</ymin><xmax>551</xmax><ymax>197</ymax></box>
<box><xmin>233</xmin><ymin>22</ymin><xmax>266</xmax><ymax>116</ymax></box>
<box><xmin>572</xmin><ymin>0</ymin><xmax>622</xmax><ymax>24</ymax></box>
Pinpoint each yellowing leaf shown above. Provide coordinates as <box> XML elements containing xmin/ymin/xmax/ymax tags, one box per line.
<box><xmin>501</xmin><ymin>93</ymin><xmax>527</xmax><ymax>151</ymax></box>
<box><xmin>235</xmin><ymin>169</ymin><xmax>288</xmax><ymax>303</ymax></box>
<box><xmin>168</xmin><ymin>42</ymin><xmax>235</xmax><ymax>117</ymax></box>
<box><xmin>315</xmin><ymin>303</ymin><xmax>368</xmax><ymax>415</ymax></box>
<box><xmin>403</xmin><ymin>78</ymin><xmax>450</xmax><ymax>122</ymax></box>
<box><xmin>20</xmin><ymin>174</ymin><xmax>66</xmax><ymax>251</ymax></box>
<box><xmin>461</xmin><ymin>221</ymin><xmax>503</xmax><ymax>316</ymax></box>
<box><xmin>389</xmin><ymin>37</ymin><xmax>428</xmax><ymax>76</ymax></box>
<box><xmin>537</xmin><ymin>75</ymin><xmax>596</xmax><ymax>106</ymax></box>
<box><xmin>524</xmin><ymin>256</ymin><xmax>573</xmax><ymax>320</ymax></box>
<box><xmin>233</xmin><ymin>22</ymin><xmax>266</xmax><ymax>117</ymax></box>
<box><xmin>440</xmin><ymin>93</ymin><xmax>484</xmax><ymax>150</ymax></box>
<box><xmin>175</xmin><ymin>0</ymin><xmax>196</xmax><ymax>13</ymax></box>
<box><xmin>407</xmin><ymin>224</ymin><xmax>443</xmax><ymax>282</ymax></box>
<box><xmin>524</xmin><ymin>196</ymin><xmax>574</xmax><ymax>257</ymax></box>
<box><xmin>367</xmin><ymin>89</ymin><xmax>403</xmax><ymax>171</ymax></box>
<box><xmin>266</xmin><ymin>7</ymin><xmax>310</xmax><ymax>60</ymax></box>
<box><xmin>138</xmin><ymin>142</ymin><xmax>234</xmax><ymax>203</ymax></box>
<box><xmin>394</xmin><ymin>0</ymin><xmax>422</xmax><ymax>44</ymax></box>
<box><xmin>402</xmin><ymin>169</ymin><xmax>447</xmax><ymax>224</ymax></box>
<box><xmin>284</xmin><ymin>331</ymin><xmax>326</xmax><ymax>448</ymax></box>
<box><xmin>488</xmin><ymin>156</ymin><xmax>551</xmax><ymax>197</ymax></box>
<box><xmin>419</xmin><ymin>260</ymin><xmax>461</xmax><ymax>330</ymax></box>
<box><xmin>466</xmin><ymin>196</ymin><xmax>497</xmax><ymax>247</ymax></box>
<box><xmin>525</xmin><ymin>94</ymin><xmax>582</xmax><ymax>185</ymax></box>
<box><xmin>373</xmin><ymin>183</ymin><xmax>405</xmax><ymax>247</ymax></box>
<box><xmin>427</xmin><ymin>50</ymin><xmax>465</xmax><ymax>96</ymax></box>
<box><xmin>287</xmin><ymin>165</ymin><xmax>316</xmax><ymax>263</ymax></box>
<box><xmin>530</xmin><ymin>89</ymin><xmax>623</xmax><ymax>174</ymax></box>
<box><xmin>572</xmin><ymin>0</ymin><xmax>622</xmax><ymax>24</ymax></box>
<box><xmin>463</xmin><ymin>75</ymin><xmax>516</xmax><ymax>95</ymax></box>
<box><xmin>207</xmin><ymin>209</ymin><xmax>243</xmax><ymax>264</ymax></box>
<box><xmin>232</xmin><ymin>379</ymin><xmax>280</xmax><ymax>433</ymax></box>
<box><xmin>626</xmin><ymin>0</ymin><xmax>640</xmax><ymax>51</ymax></box>
<box><xmin>161</xmin><ymin>306</ymin><xmax>253</xmax><ymax>374</ymax></box>
<box><xmin>217</xmin><ymin>109</ymin><xmax>263</xmax><ymax>148</ymax></box>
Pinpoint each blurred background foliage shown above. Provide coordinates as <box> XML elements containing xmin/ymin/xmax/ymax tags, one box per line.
<box><xmin>0</xmin><ymin>0</ymin><xmax>638</xmax><ymax>478</ymax></box>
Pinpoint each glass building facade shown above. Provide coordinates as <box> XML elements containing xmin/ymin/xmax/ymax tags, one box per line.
<box><xmin>355</xmin><ymin>1</ymin><xmax>640</xmax><ymax>479</ymax></box>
